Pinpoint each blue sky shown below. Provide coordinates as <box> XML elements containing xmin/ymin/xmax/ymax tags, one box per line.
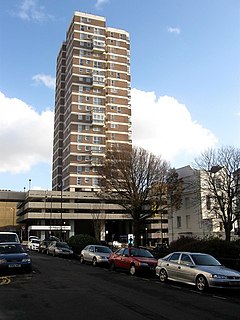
<box><xmin>0</xmin><ymin>0</ymin><xmax>239</xmax><ymax>191</ymax></box>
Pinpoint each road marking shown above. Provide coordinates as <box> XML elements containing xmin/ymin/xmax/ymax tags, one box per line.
<box><xmin>0</xmin><ymin>276</ymin><xmax>11</xmax><ymax>285</ymax></box>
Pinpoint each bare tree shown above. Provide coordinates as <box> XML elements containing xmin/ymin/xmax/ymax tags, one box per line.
<box><xmin>195</xmin><ymin>146</ymin><xmax>240</xmax><ymax>241</ymax></box>
<box><xmin>97</xmin><ymin>145</ymin><xmax>183</xmax><ymax>246</ymax></box>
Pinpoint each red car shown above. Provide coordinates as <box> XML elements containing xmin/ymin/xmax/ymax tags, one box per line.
<box><xmin>108</xmin><ymin>247</ymin><xmax>157</xmax><ymax>275</ymax></box>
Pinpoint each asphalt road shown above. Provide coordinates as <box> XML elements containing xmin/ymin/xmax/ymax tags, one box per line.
<box><xmin>0</xmin><ymin>251</ymin><xmax>240</xmax><ymax>320</ymax></box>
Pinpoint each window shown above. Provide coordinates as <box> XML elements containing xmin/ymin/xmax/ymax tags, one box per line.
<box><xmin>77</xmin><ymin>166</ymin><xmax>82</xmax><ymax>173</ymax></box>
<box><xmin>93</xmin><ymin>136</ymin><xmax>102</xmax><ymax>144</ymax></box>
<box><xmin>186</xmin><ymin>215</ymin><xmax>191</xmax><ymax>228</ymax></box>
<box><xmin>180</xmin><ymin>254</ymin><xmax>192</xmax><ymax>265</ymax></box>
<box><xmin>169</xmin><ymin>253</ymin><xmax>180</xmax><ymax>263</ymax></box>
<box><xmin>86</xmin><ymin>106</ymin><xmax>91</xmax><ymax>111</ymax></box>
<box><xmin>85</xmin><ymin>125</ymin><xmax>90</xmax><ymax>131</ymax></box>
<box><xmin>81</xmin><ymin>25</ymin><xmax>84</xmax><ymax>31</ymax></box>
<box><xmin>85</xmin><ymin>177</ymin><xmax>90</xmax><ymax>183</ymax></box>
<box><xmin>85</xmin><ymin>156</ymin><xmax>90</xmax><ymax>161</ymax></box>
<box><xmin>85</xmin><ymin>167</ymin><xmax>90</xmax><ymax>172</ymax></box>
<box><xmin>86</xmin><ymin>96</ymin><xmax>90</xmax><ymax>102</ymax></box>
<box><xmin>117</xmin><ymin>73</ymin><xmax>121</xmax><ymax>79</ymax></box>
<box><xmin>206</xmin><ymin>195</ymin><xmax>211</xmax><ymax>210</ymax></box>
<box><xmin>93</xmin><ymin>178</ymin><xmax>98</xmax><ymax>186</ymax></box>
<box><xmin>77</xmin><ymin>177</ymin><xmax>82</xmax><ymax>185</ymax></box>
<box><xmin>177</xmin><ymin>216</ymin><xmax>181</xmax><ymax>228</ymax></box>
<box><xmin>78</xmin><ymin>125</ymin><xmax>82</xmax><ymax>132</ymax></box>
<box><xmin>77</xmin><ymin>156</ymin><xmax>82</xmax><ymax>161</ymax></box>
<box><xmin>117</xmin><ymin>106</ymin><xmax>121</xmax><ymax>113</ymax></box>
<box><xmin>78</xmin><ymin>135</ymin><xmax>82</xmax><ymax>142</ymax></box>
<box><xmin>93</xmin><ymin>97</ymin><xmax>102</xmax><ymax>105</ymax></box>
<box><xmin>85</xmin><ymin>136</ymin><xmax>90</xmax><ymax>141</ymax></box>
<box><xmin>86</xmin><ymin>115</ymin><xmax>91</xmax><ymax>121</ymax></box>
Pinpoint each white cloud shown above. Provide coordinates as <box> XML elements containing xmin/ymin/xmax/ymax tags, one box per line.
<box><xmin>0</xmin><ymin>92</ymin><xmax>54</xmax><ymax>174</ymax></box>
<box><xmin>131</xmin><ymin>88</ymin><xmax>218</xmax><ymax>165</ymax></box>
<box><xmin>32</xmin><ymin>74</ymin><xmax>55</xmax><ymax>89</ymax></box>
<box><xmin>14</xmin><ymin>0</ymin><xmax>54</xmax><ymax>22</ymax></box>
<box><xmin>167</xmin><ymin>27</ymin><xmax>181</xmax><ymax>34</ymax></box>
<box><xmin>95</xmin><ymin>0</ymin><xmax>109</xmax><ymax>9</ymax></box>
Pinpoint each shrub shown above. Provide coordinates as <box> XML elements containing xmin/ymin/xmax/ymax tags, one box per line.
<box><xmin>68</xmin><ymin>234</ymin><xmax>100</xmax><ymax>254</ymax></box>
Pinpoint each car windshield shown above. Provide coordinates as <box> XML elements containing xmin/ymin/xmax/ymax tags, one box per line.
<box><xmin>0</xmin><ymin>244</ymin><xmax>25</xmax><ymax>254</ymax></box>
<box><xmin>0</xmin><ymin>234</ymin><xmax>18</xmax><ymax>242</ymax></box>
<box><xmin>31</xmin><ymin>239</ymin><xmax>40</xmax><ymax>244</ymax></box>
<box><xmin>95</xmin><ymin>246</ymin><xmax>111</xmax><ymax>253</ymax></box>
<box><xmin>191</xmin><ymin>254</ymin><xmax>221</xmax><ymax>266</ymax></box>
<box><xmin>56</xmin><ymin>243</ymin><xmax>69</xmax><ymax>248</ymax></box>
<box><xmin>130</xmin><ymin>248</ymin><xmax>153</xmax><ymax>258</ymax></box>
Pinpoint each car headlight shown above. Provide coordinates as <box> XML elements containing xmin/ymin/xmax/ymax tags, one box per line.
<box><xmin>212</xmin><ymin>274</ymin><xmax>228</xmax><ymax>279</ymax></box>
<box><xmin>0</xmin><ymin>259</ymin><xmax>7</xmax><ymax>264</ymax></box>
<box><xmin>96</xmin><ymin>255</ymin><xmax>106</xmax><ymax>260</ymax></box>
<box><xmin>22</xmin><ymin>258</ymin><xmax>31</xmax><ymax>263</ymax></box>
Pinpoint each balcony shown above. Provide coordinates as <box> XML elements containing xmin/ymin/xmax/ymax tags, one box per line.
<box><xmin>91</xmin><ymin>112</ymin><xmax>105</xmax><ymax>126</ymax></box>
<box><xmin>92</xmin><ymin>39</ymin><xmax>105</xmax><ymax>53</ymax></box>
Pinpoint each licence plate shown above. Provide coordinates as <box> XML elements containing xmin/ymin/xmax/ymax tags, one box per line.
<box><xmin>229</xmin><ymin>281</ymin><xmax>240</xmax><ymax>286</ymax></box>
<box><xmin>8</xmin><ymin>264</ymin><xmax>21</xmax><ymax>268</ymax></box>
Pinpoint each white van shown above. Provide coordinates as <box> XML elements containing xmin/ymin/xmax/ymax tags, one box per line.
<box><xmin>0</xmin><ymin>232</ymin><xmax>20</xmax><ymax>243</ymax></box>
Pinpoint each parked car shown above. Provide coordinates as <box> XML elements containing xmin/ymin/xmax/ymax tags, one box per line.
<box><xmin>47</xmin><ymin>242</ymin><xmax>73</xmax><ymax>257</ymax></box>
<box><xmin>28</xmin><ymin>236</ymin><xmax>40</xmax><ymax>241</ymax></box>
<box><xmin>0</xmin><ymin>232</ymin><xmax>20</xmax><ymax>243</ymax></box>
<box><xmin>108</xmin><ymin>247</ymin><xmax>157</xmax><ymax>275</ymax></box>
<box><xmin>0</xmin><ymin>242</ymin><xmax>32</xmax><ymax>273</ymax></box>
<box><xmin>80</xmin><ymin>245</ymin><xmax>112</xmax><ymax>266</ymax></box>
<box><xmin>156</xmin><ymin>251</ymin><xmax>240</xmax><ymax>292</ymax></box>
<box><xmin>38</xmin><ymin>237</ymin><xmax>60</xmax><ymax>254</ymax></box>
<box><xmin>28</xmin><ymin>238</ymin><xmax>40</xmax><ymax>251</ymax></box>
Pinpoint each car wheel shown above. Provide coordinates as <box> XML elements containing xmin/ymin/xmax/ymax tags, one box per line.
<box><xmin>196</xmin><ymin>275</ymin><xmax>208</xmax><ymax>292</ymax></box>
<box><xmin>159</xmin><ymin>269</ymin><xmax>168</xmax><ymax>283</ymax></box>
<box><xmin>110</xmin><ymin>261</ymin><xmax>116</xmax><ymax>271</ymax></box>
<box><xmin>129</xmin><ymin>264</ymin><xmax>136</xmax><ymax>276</ymax></box>
<box><xmin>92</xmin><ymin>257</ymin><xmax>97</xmax><ymax>267</ymax></box>
<box><xmin>80</xmin><ymin>255</ymin><xmax>85</xmax><ymax>264</ymax></box>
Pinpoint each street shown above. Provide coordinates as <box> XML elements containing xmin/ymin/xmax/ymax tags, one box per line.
<box><xmin>0</xmin><ymin>251</ymin><xmax>240</xmax><ymax>320</ymax></box>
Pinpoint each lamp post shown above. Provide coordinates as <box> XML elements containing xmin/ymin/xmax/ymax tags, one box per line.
<box><xmin>105</xmin><ymin>230</ymin><xmax>108</xmax><ymax>244</ymax></box>
<box><xmin>28</xmin><ymin>179</ymin><xmax>31</xmax><ymax>190</ymax></box>
<box><xmin>10</xmin><ymin>208</ymin><xmax>15</xmax><ymax>229</ymax></box>
<box><xmin>145</xmin><ymin>227</ymin><xmax>148</xmax><ymax>246</ymax></box>
<box><xmin>58</xmin><ymin>183</ymin><xmax>63</xmax><ymax>240</ymax></box>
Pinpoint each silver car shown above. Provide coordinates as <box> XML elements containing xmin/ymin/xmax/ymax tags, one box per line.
<box><xmin>80</xmin><ymin>245</ymin><xmax>112</xmax><ymax>266</ymax></box>
<box><xmin>156</xmin><ymin>251</ymin><xmax>240</xmax><ymax>291</ymax></box>
<box><xmin>47</xmin><ymin>241</ymin><xmax>73</xmax><ymax>257</ymax></box>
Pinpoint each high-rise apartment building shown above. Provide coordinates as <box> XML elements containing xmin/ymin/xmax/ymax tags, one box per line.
<box><xmin>52</xmin><ymin>12</ymin><xmax>131</xmax><ymax>192</ymax></box>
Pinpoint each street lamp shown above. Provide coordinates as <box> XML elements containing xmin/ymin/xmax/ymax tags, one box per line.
<box><xmin>58</xmin><ymin>183</ymin><xmax>63</xmax><ymax>240</ymax></box>
<box><xmin>10</xmin><ymin>208</ymin><xmax>15</xmax><ymax>228</ymax></box>
<box><xmin>28</xmin><ymin>179</ymin><xmax>31</xmax><ymax>190</ymax></box>
<box><xmin>145</xmin><ymin>227</ymin><xmax>148</xmax><ymax>246</ymax></box>
<box><xmin>105</xmin><ymin>230</ymin><xmax>108</xmax><ymax>243</ymax></box>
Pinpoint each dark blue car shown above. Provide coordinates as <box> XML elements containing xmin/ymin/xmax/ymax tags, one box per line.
<box><xmin>0</xmin><ymin>242</ymin><xmax>32</xmax><ymax>273</ymax></box>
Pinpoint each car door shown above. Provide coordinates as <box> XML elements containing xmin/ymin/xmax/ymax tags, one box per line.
<box><xmin>113</xmin><ymin>248</ymin><xmax>125</xmax><ymax>268</ymax></box>
<box><xmin>86</xmin><ymin>246</ymin><xmax>94</xmax><ymax>262</ymax></box>
<box><xmin>177</xmin><ymin>253</ymin><xmax>196</xmax><ymax>283</ymax></box>
<box><xmin>164</xmin><ymin>253</ymin><xmax>181</xmax><ymax>280</ymax></box>
<box><xmin>120</xmin><ymin>248</ymin><xmax>131</xmax><ymax>270</ymax></box>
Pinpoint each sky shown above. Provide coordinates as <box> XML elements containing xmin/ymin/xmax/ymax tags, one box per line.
<box><xmin>0</xmin><ymin>0</ymin><xmax>239</xmax><ymax>192</ymax></box>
